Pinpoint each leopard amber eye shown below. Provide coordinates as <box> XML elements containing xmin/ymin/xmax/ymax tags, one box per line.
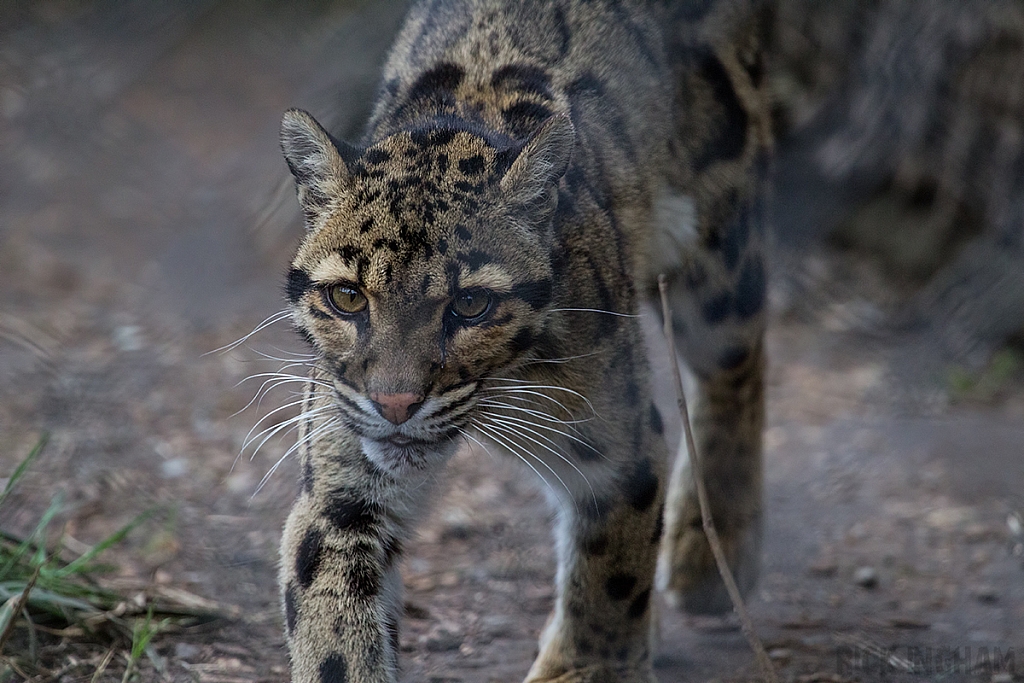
<box><xmin>326</xmin><ymin>284</ymin><xmax>368</xmax><ymax>314</ymax></box>
<box><xmin>451</xmin><ymin>289</ymin><xmax>492</xmax><ymax>320</ymax></box>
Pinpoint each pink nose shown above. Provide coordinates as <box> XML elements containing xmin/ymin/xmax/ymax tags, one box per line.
<box><xmin>369</xmin><ymin>392</ymin><xmax>424</xmax><ymax>425</ymax></box>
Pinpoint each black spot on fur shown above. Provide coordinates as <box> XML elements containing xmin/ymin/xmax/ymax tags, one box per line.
<box><xmin>649</xmin><ymin>404</ymin><xmax>664</xmax><ymax>435</ymax></box>
<box><xmin>702</xmin><ymin>291</ymin><xmax>731</xmax><ymax>325</ymax></box>
<box><xmin>364</xmin><ymin>148</ymin><xmax>391</xmax><ymax>165</ymax></box>
<box><xmin>319</xmin><ymin>653</ymin><xmax>348</xmax><ymax>683</ymax></box>
<box><xmin>606</xmin><ymin>573</ymin><xmax>637</xmax><ymax>601</ymax></box>
<box><xmin>437</xmin><ymin>238</ymin><xmax>448</xmax><ymax>255</ymax></box>
<box><xmin>407</xmin><ymin>62</ymin><xmax>465</xmax><ymax>106</ymax></box>
<box><xmin>502</xmin><ymin>101</ymin><xmax>554</xmax><ymax>137</ymax></box>
<box><xmin>284</xmin><ymin>582</ymin><xmax>299</xmax><ymax>634</ymax></box>
<box><xmin>622</xmin><ymin>459</ymin><xmax>659</xmax><ymax>512</ymax></box>
<box><xmin>337</xmin><ymin>244</ymin><xmax>363</xmax><ymax>264</ymax></box>
<box><xmin>286</xmin><ymin>268</ymin><xmax>312</xmax><ymax>304</ymax></box>
<box><xmin>734</xmin><ymin>258</ymin><xmax>765</xmax><ymax>319</ymax></box>
<box><xmin>345</xmin><ymin>555</ymin><xmax>379</xmax><ymax>600</ymax></box>
<box><xmin>323</xmin><ymin>496</ymin><xmax>379</xmax><ymax>533</ymax></box>
<box><xmin>491</xmin><ymin>64</ymin><xmax>554</xmax><ymax>98</ymax></box>
<box><xmin>457</xmin><ymin>250</ymin><xmax>491</xmax><ymax>270</ymax></box>
<box><xmin>651</xmin><ymin>504</ymin><xmax>665</xmax><ymax>544</ymax></box>
<box><xmin>510</xmin><ymin>279</ymin><xmax>553</xmax><ymax>310</ymax></box>
<box><xmin>627</xmin><ymin>588</ymin><xmax>652</xmax><ymax>618</ymax></box>
<box><xmin>455</xmin><ymin>225</ymin><xmax>472</xmax><ymax>241</ymax></box>
<box><xmin>296</xmin><ymin>528</ymin><xmax>324</xmax><ymax>589</ymax></box>
<box><xmin>429</xmin><ymin>128</ymin><xmax>457</xmax><ymax>147</ymax></box>
<box><xmin>718</xmin><ymin>345</ymin><xmax>749</xmax><ymax>371</ymax></box>
<box><xmin>458</xmin><ymin>154</ymin><xmax>486</xmax><ymax>175</ymax></box>
<box><xmin>584</xmin><ymin>533</ymin><xmax>609</xmax><ymax>556</ymax></box>
<box><xmin>509</xmin><ymin>328</ymin><xmax>535</xmax><ymax>356</ymax></box>
<box><xmin>693</xmin><ymin>50</ymin><xmax>748</xmax><ymax>171</ymax></box>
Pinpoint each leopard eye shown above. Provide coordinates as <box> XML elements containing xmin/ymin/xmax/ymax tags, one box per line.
<box><xmin>326</xmin><ymin>284</ymin><xmax>368</xmax><ymax>315</ymax></box>
<box><xmin>451</xmin><ymin>289</ymin><xmax>492</xmax><ymax>320</ymax></box>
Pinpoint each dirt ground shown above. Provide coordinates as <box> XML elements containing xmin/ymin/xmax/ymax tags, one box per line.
<box><xmin>0</xmin><ymin>2</ymin><xmax>1022</xmax><ymax>682</ymax></box>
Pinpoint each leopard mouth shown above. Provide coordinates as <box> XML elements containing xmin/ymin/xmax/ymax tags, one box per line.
<box><xmin>385</xmin><ymin>433</ymin><xmax>414</xmax><ymax>447</ymax></box>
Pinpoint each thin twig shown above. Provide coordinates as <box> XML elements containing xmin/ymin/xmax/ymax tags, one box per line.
<box><xmin>657</xmin><ymin>274</ymin><xmax>778</xmax><ymax>683</ymax></box>
<box><xmin>91</xmin><ymin>646</ymin><xmax>116</xmax><ymax>683</ymax></box>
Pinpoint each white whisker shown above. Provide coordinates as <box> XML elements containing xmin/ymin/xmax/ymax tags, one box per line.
<box><xmin>519</xmin><ymin>351</ymin><xmax>602</xmax><ymax>366</ymax></box>
<box><xmin>204</xmin><ymin>309</ymin><xmax>292</xmax><ymax>356</ymax></box>
<box><xmin>479</xmin><ymin>414</ymin><xmax>598</xmax><ymax>509</ymax></box>
<box><xmin>478</xmin><ymin>386</ymin><xmax>591</xmax><ymax>420</ymax></box>
<box><xmin>548</xmin><ymin>307</ymin><xmax>639</xmax><ymax>318</ymax></box>
<box><xmin>478</xmin><ymin>409</ymin><xmax>595</xmax><ymax>449</ymax></box>
<box><xmin>471</xmin><ymin>422</ymin><xmax>573</xmax><ymax>512</ymax></box>
<box><xmin>480</xmin><ymin>379</ymin><xmax>597</xmax><ymax>413</ymax></box>
<box><xmin>242</xmin><ymin>400</ymin><xmax>334</xmax><ymax>456</ymax></box>
<box><xmin>253</xmin><ymin>416</ymin><xmax>342</xmax><ymax>496</ymax></box>
<box><xmin>477</xmin><ymin>398</ymin><xmax>591</xmax><ymax>426</ymax></box>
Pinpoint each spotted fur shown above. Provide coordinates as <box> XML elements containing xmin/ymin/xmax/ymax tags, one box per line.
<box><xmin>277</xmin><ymin>1</ymin><xmax>770</xmax><ymax>681</ymax></box>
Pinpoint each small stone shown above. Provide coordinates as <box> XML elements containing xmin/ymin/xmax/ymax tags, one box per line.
<box><xmin>970</xmin><ymin>584</ymin><xmax>998</xmax><ymax>604</ymax></box>
<box><xmin>160</xmin><ymin>457</ymin><xmax>189</xmax><ymax>479</ymax></box>
<box><xmin>853</xmin><ymin>566</ymin><xmax>878</xmax><ymax>589</ymax></box>
<box><xmin>112</xmin><ymin>325</ymin><xmax>144</xmax><ymax>352</ymax></box>
<box><xmin>479</xmin><ymin>615</ymin><xmax>514</xmax><ymax>639</ymax></box>
<box><xmin>174</xmin><ymin>643</ymin><xmax>200</xmax><ymax>660</ymax></box>
<box><xmin>991</xmin><ymin>673</ymin><xmax>1013</xmax><ymax>683</ymax></box>
<box><xmin>768</xmin><ymin>648</ymin><xmax>791</xmax><ymax>662</ymax></box>
<box><xmin>1008</xmin><ymin>512</ymin><xmax>1023</xmax><ymax>537</ymax></box>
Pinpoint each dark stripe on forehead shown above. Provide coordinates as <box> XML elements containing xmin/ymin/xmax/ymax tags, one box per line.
<box><xmin>490</xmin><ymin>64</ymin><xmax>554</xmax><ymax>99</ymax></box>
<box><xmin>457</xmin><ymin>250</ymin><xmax>491</xmax><ymax>270</ymax></box>
<box><xmin>286</xmin><ymin>268</ymin><xmax>313</xmax><ymax>303</ymax></box>
<box><xmin>407</xmin><ymin>62</ymin><xmax>465</xmax><ymax>105</ymax></box>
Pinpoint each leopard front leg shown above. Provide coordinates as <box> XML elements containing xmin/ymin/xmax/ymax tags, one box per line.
<box><xmin>280</xmin><ymin>416</ymin><xmax>441</xmax><ymax>683</ymax></box>
<box><xmin>516</xmin><ymin>368</ymin><xmax>668</xmax><ymax>683</ymax></box>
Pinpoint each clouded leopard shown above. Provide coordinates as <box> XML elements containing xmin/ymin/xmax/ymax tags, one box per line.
<box><xmin>277</xmin><ymin>0</ymin><xmax>770</xmax><ymax>680</ymax></box>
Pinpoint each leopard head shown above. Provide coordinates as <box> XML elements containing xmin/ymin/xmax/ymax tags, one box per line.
<box><xmin>280</xmin><ymin>109</ymin><xmax>574</xmax><ymax>471</ymax></box>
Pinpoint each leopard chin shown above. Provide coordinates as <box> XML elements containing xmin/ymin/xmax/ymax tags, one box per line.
<box><xmin>359</xmin><ymin>435</ymin><xmax>457</xmax><ymax>473</ymax></box>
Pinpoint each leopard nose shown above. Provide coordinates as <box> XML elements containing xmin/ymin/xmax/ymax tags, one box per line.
<box><xmin>368</xmin><ymin>392</ymin><xmax>424</xmax><ymax>425</ymax></box>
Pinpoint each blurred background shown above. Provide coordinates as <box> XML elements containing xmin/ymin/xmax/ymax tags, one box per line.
<box><xmin>0</xmin><ymin>1</ymin><xmax>1021</xmax><ymax>681</ymax></box>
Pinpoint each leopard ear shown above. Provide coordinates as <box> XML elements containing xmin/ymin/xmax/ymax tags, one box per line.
<box><xmin>280</xmin><ymin>109</ymin><xmax>358</xmax><ymax>223</ymax></box>
<box><xmin>500</xmin><ymin>113</ymin><xmax>574</xmax><ymax>205</ymax></box>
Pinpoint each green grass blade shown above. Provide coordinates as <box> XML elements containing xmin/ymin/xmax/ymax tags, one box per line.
<box><xmin>0</xmin><ymin>493</ymin><xmax>63</xmax><ymax>580</ymax></box>
<box><xmin>0</xmin><ymin>434</ymin><xmax>47</xmax><ymax>508</ymax></box>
